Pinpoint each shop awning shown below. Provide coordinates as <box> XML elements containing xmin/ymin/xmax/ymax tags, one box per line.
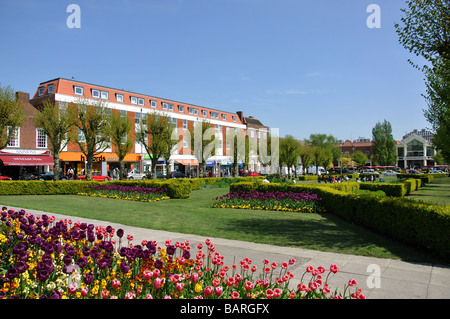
<box><xmin>0</xmin><ymin>155</ymin><xmax>54</xmax><ymax>166</ymax></box>
<box><xmin>175</xmin><ymin>159</ymin><xmax>199</xmax><ymax>166</ymax></box>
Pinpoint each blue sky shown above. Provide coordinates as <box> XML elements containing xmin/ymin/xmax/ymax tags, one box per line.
<box><xmin>0</xmin><ymin>0</ymin><xmax>430</xmax><ymax>141</ymax></box>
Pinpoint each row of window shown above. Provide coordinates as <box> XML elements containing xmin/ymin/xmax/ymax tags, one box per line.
<box><xmin>6</xmin><ymin>127</ymin><xmax>47</xmax><ymax>149</ymax></box>
<box><xmin>71</xmin><ymin>85</ymin><xmax>238</xmax><ymax>122</ymax></box>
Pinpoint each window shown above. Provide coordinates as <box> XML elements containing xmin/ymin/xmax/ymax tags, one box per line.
<box><xmin>178</xmin><ymin>105</ymin><xmax>184</xmax><ymax>113</ymax></box>
<box><xmin>407</xmin><ymin>139</ymin><xmax>424</xmax><ymax>157</ymax></box>
<box><xmin>138</xmin><ymin>98</ymin><xmax>145</xmax><ymax>106</ymax></box>
<box><xmin>101</xmin><ymin>91</ymin><xmax>109</xmax><ymax>100</ymax></box>
<box><xmin>150</xmin><ymin>100</ymin><xmax>157</xmax><ymax>108</ymax></box>
<box><xmin>92</xmin><ymin>89</ymin><xmax>100</xmax><ymax>98</ymax></box>
<box><xmin>210</xmin><ymin>111</ymin><xmax>219</xmax><ymax>119</ymax></box>
<box><xmin>7</xmin><ymin>127</ymin><xmax>19</xmax><ymax>147</ymax></box>
<box><xmin>47</xmin><ymin>84</ymin><xmax>54</xmax><ymax>94</ymax></box>
<box><xmin>202</xmin><ymin>110</ymin><xmax>207</xmax><ymax>117</ymax></box>
<box><xmin>36</xmin><ymin>128</ymin><xmax>47</xmax><ymax>148</ymax></box>
<box><xmin>120</xmin><ymin>110</ymin><xmax>127</xmax><ymax>117</ymax></box>
<box><xmin>183</xmin><ymin>136</ymin><xmax>188</xmax><ymax>148</ymax></box>
<box><xmin>131</xmin><ymin>97</ymin><xmax>138</xmax><ymax>105</ymax></box>
<box><xmin>232</xmin><ymin>116</ymin><xmax>237</xmax><ymax>123</ymax></box>
<box><xmin>78</xmin><ymin>128</ymin><xmax>85</xmax><ymax>143</ymax></box>
<box><xmin>163</xmin><ymin>102</ymin><xmax>174</xmax><ymax>111</ymax></box>
<box><xmin>188</xmin><ymin>107</ymin><xmax>198</xmax><ymax>115</ymax></box>
<box><xmin>135</xmin><ymin>112</ymin><xmax>142</xmax><ymax>124</ymax></box>
<box><xmin>74</xmin><ymin>86</ymin><xmax>84</xmax><ymax>96</ymax></box>
<box><xmin>183</xmin><ymin>119</ymin><xmax>187</xmax><ymax>130</ymax></box>
<box><xmin>222</xmin><ymin>114</ymin><xmax>227</xmax><ymax>120</ymax></box>
<box><xmin>116</xmin><ymin>93</ymin><xmax>124</xmax><ymax>103</ymax></box>
<box><xmin>38</xmin><ymin>86</ymin><xmax>45</xmax><ymax>96</ymax></box>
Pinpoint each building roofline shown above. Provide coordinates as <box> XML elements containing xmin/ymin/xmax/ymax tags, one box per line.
<box><xmin>39</xmin><ymin>77</ymin><xmax>240</xmax><ymax>116</ymax></box>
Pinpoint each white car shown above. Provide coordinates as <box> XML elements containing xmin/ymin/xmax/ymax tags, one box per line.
<box><xmin>362</xmin><ymin>169</ymin><xmax>379</xmax><ymax>175</ymax></box>
<box><xmin>381</xmin><ymin>170</ymin><xmax>398</xmax><ymax>176</ymax></box>
<box><xmin>127</xmin><ymin>169</ymin><xmax>147</xmax><ymax>180</ymax></box>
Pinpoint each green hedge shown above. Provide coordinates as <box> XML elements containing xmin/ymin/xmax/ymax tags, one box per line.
<box><xmin>228</xmin><ymin>181</ymin><xmax>450</xmax><ymax>261</ymax></box>
<box><xmin>398</xmin><ymin>173</ymin><xmax>435</xmax><ymax>184</ymax></box>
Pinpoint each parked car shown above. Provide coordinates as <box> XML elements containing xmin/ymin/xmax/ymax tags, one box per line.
<box><xmin>127</xmin><ymin>169</ymin><xmax>147</xmax><ymax>180</ymax></box>
<box><xmin>167</xmin><ymin>171</ymin><xmax>187</xmax><ymax>178</ymax></box>
<box><xmin>77</xmin><ymin>172</ymin><xmax>111</xmax><ymax>181</ymax></box>
<box><xmin>307</xmin><ymin>165</ymin><xmax>327</xmax><ymax>175</ymax></box>
<box><xmin>245</xmin><ymin>171</ymin><xmax>260</xmax><ymax>176</ymax></box>
<box><xmin>0</xmin><ymin>175</ymin><xmax>12</xmax><ymax>181</ymax></box>
<box><xmin>381</xmin><ymin>170</ymin><xmax>399</xmax><ymax>176</ymax></box>
<box><xmin>38</xmin><ymin>171</ymin><xmax>68</xmax><ymax>180</ymax></box>
<box><xmin>362</xmin><ymin>169</ymin><xmax>379</xmax><ymax>175</ymax></box>
<box><xmin>146</xmin><ymin>171</ymin><xmax>165</xmax><ymax>179</ymax></box>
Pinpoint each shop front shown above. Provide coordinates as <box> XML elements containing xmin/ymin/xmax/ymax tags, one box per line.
<box><xmin>59</xmin><ymin>152</ymin><xmax>142</xmax><ymax>178</ymax></box>
<box><xmin>0</xmin><ymin>150</ymin><xmax>54</xmax><ymax>180</ymax></box>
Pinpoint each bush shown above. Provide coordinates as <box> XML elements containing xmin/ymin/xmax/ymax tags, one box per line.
<box><xmin>297</xmin><ymin>175</ymin><xmax>318</xmax><ymax>181</ymax></box>
<box><xmin>229</xmin><ymin>181</ymin><xmax>450</xmax><ymax>261</ymax></box>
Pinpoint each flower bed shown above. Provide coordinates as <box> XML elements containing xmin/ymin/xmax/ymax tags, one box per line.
<box><xmin>78</xmin><ymin>184</ymin><xmax>170</xmax><ymax>203</ymax></box>
<box><xmin>0</xmin><ymin>207</ymin><xmax>364</xmax><ymax>299</ymax></box>
<box><xmin>212</xmin><ymin>190</ymin><xmax>324</xmax><ymax>213</ymax></box>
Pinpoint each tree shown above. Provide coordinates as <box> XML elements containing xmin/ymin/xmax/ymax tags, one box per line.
<box><xmin>0</xmin><ymin>84</ymin><xmax>25</xmax><ymax>150</ymax></box>
<box><xmin>33</xmin><ymin>100</ymin><xmax>73</xmax><ymax>180</ymax></box>
<box><xmin>189</xmin><ymin>121</ymin><xmax>215</xmax><ymax>178</ymax></box>
<box><xmin>279</xmin><ymin>135</ymin><xmax>302</xmax><ymax>178</ymax></box>
<box><xmin>372</xmin><ymin>120</ymin><xmax>397</xmax><ymax>166</ymax></box>
<box><xmin>395</xmin><ymin>1</ymin><xmax>450</xmax><ymax>162</ymax></box>
<box><xmin>107</xmin><ymin>110</ymin><xmax>133</xmax><ymax>180</ymax></box>
<box><xmin>305</xmin><ymin>134</ymin><xmax>339</xmax><ymax>174</ymax></box>
<box><xmin>351</xmin><ymin>151</ymin><xmax>368</xmax><ymax>167</ymax></box>
<box><xmin>135</xmin><ymin>112</ymin><xmax>177</xmax><ymax>179</ymax></box>
<box><xmin>423</xmin><ymin>58</ymin><xmax>450</xmax><ymax>162</ymax></box>
<box><xmin>395</xmin><ymin>0</ymin><xmax>450</xmax><ymax>69</ymax></box>
<box><xmin>298</xmin><ymin>145</ymin><xmax>313</xmax><ymax>175</ymax></box>
<box><xmin>70</xmin><ymin>99</ymin><xmax>111</xmax><ymax>180</ymax></box>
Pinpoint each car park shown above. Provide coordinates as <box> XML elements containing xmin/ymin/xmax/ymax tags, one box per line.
<box><xmin>146</xmin><ymin>171</ymin><xmax>165</xmax><ymax>179</ymax></box>
<box><xmin>167</xmin><ymin>171</ymin><xmax>187</xmax><ymax>178</ymax></box>
<box><xmin>381</xmin><ymin>170</ymin><xmax>399</xmax><ymax>176</ymax></box>
<box><xmin>127</xmin><ymin>169</ymin><xmax>147</xmax><ymax>180</ymax></box>
<box><xmin>77</xmin><ymin>172</ymin><xmax>111</xmax><ymax>181</ymax></box>
<box><xmin>38</xmin><ymin>171</ymin><xmax>68</xmax><ymax>180</ymax></box>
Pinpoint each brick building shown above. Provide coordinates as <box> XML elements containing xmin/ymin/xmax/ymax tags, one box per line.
<box><xmin>0</xmin><ymin>92</ymin><xmax>53</xmax><ymax>179</ymax></box>
<box><xmin>29</xmin><ymin>78</ymin><xmax>247</xmax><ymax>177</ymax></box>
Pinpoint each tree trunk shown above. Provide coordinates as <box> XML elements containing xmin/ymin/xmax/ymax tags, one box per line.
<box><xmin>86</xmin><ymin>154</ymin><xmax>94</xmax><ymax>180</ymax></box>
<box><xmin>53</xmin><ymin>155</ymin><xmax>61</xmax><ymax>181</ymax></box>
<box><xmin>119</xmin><ymin>159</ymin><xmax>125</xmax><ymax>180</ymax></box>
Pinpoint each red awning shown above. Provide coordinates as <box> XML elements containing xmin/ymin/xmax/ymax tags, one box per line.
<box><xmin>0</xmin><ymin>155</ymin><xmax>54</xmax><ymax>166</ymax></box>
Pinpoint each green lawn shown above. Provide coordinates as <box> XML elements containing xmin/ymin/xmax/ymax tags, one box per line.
<box><xmin>0</xmin><ymin>186</ymin><xmax>443</xmax><ymax>264</ymax></box>
<box><xmin>407</xmin><ymin>177</ymin><xmax>450</xmax><ymax>205</ymax></box>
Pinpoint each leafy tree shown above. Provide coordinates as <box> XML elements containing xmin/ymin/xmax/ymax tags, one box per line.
<box><xmin>395</xmin><ymin>0</ymin><xmax>450</xmax><ymax>69</ymax></box>
<box><xmin>70</xmin><ymin>99</ymin><xmax>112</xmax><ymax>180</ymax></box>
<box><xmin>396</xmin><ymin>1</ymin><xmax>450</xmax><ymax>162</ymax></box>
<box><xmin>0</xmin><ymin>84</ymin><xmax>25</xmax><ymax>150</ymax></box>
<box><xmin>298</xmin><ymin>145</ymin><xmax>313</xmax><ymax>175</ymax></box>
<box><xmin>107</xmin><ymin>110</ymin><xmax>133</xmax><ymax>180</ymax></box>
<box><xmin>279</xmin><ymin>135</ymin><xmax>302</xmax><ymax>178</ymax></box>
<box><xmin>305</xmin><ymin>134</ymin><xmax>339</xmax><ymax>174</ymax></box>
<box><xmin>372</xmin><ymin>120</ymin><xmax>397</xmax><ymax>166</ymax></box>
<box><xmin>351</xmin><ymin>151</ymin><xmax>368</xmax><ymax>167</ymax></box>
<box><xmin>33</xmin><ymin>100</ymin><xmax>74</xmax><ymax>180</ymax></box>
<box><xmin>135</xmin><ymin>112</ymin><xmax>177</xmax><ymax>179</ymax></box>
<box><xmin>189</xmin><ymin>121</ymin><xmax>215</xmax><ymax>178</ymax></box>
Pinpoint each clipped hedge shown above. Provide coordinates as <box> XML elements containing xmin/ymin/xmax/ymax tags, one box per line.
<box><xmin>229</xmin><ymin>181</ymin><xmax>450</xmax><ymax>261</ymax></box>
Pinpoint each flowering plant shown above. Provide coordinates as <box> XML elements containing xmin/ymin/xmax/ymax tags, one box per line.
<box><xmin>212</xmin><ymin>190</ymin><xmax>324</xmax><ymax>213</ymax></box>
<box><xmin>78</xmin><ymin>184</ymin><xmax>169</xmax><ymax>203</ymax></box>
<box><xmin>0</xmin><ymin>207</ymin><xmax>364</xmax><ymax>299</ymax></box>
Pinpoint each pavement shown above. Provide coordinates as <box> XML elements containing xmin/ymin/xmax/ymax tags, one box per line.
<box><xmin>3</xmin><ymin>205</ymin><xmax>450</xmax><ymax>299</ymax></box>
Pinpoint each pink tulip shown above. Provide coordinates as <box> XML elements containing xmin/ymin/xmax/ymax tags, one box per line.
<box><xmin>204</xmin><ymin>286</ymin><xmax>213</xmax><ymax>297</ymax></box>
<box><xmin>111</xmin><ymin>279</ymin><xmax>120</xmax><ymax>289</ymax></box>
<box><xmin>154</xmin><ymin>278</ymin><xmax>162</xmax><ymax>289</ymax></box>
<box><xmin>192</xmin><ymin>272</ymin><xmax>199</xmax><ymax>283</ymax></box>
<box><xmin>176</xmin><ymin>283</ymin><xmax>184</xmax><ymax>292</ymax></box>
<box><xmin>215</xmin><ymin>286</ymin><xmax>223</xmax><ymax>297</ymax></box>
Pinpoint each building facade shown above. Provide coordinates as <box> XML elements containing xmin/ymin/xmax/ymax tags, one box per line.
<box><xmin>396</xmin><ymin>131</ymin><xmax>436</xmax><ymax>169</ymax></box>
<box><xmin>0</xmin><ymin>92</ymin><xmax>53</xmax><ymax>180</ymax></box>
<box><xmin>29</xmin><ymin>78</ymin><xmax>247</xmax><ymax>177</ymax></box>
<box><xmin>236</xmin><ymin>111</ymin><xmax>271</xmax><ymax>174</ymax></box>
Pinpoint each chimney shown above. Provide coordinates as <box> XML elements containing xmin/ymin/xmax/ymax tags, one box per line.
<box><xmin>236</xmin><ymin>111</ymin><xmax>243</xmax><ymax>121</ymax></box>
<box><xmin>16</xmin><ymin>91</ymin><xmax>30</xmax><ymax>103</ymax></box>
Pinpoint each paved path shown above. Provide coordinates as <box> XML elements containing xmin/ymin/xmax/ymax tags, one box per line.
<box><xmin>3</xmin><ymin>205</ymin><xmax>450</xmax><ymax>299</ymax></box>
